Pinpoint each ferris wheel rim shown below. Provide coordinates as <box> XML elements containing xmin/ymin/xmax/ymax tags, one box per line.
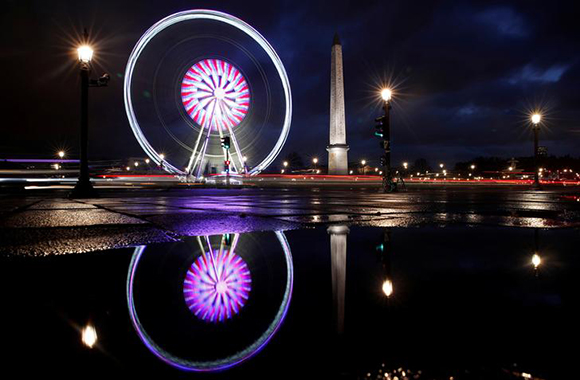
<box><xmin>123</xmin><ymin>9</ymin><xmax>292</xmax><ymax>176</ymax></box>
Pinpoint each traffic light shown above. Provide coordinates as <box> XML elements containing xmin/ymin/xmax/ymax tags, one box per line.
<box><xmin>374</xmin><ymin>116</ymin><xmax>386</xmax><ymax>138</ymax></box>
<box><xmin>380</xmin><ymin>155</ymin><xmax>387</xmax><ymax>166</ymax></box>
<box><xmin>221</xmin><ymin>136</ymin><xmax>231</xmax><ymax>149</ymax></box>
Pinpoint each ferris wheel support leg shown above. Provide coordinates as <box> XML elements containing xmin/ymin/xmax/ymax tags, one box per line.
<box><xmin>192</xmin><ymin>127</ymin><xmax>212</xmax><ymax>179</ymax></box>
<box><xmin>226</xmin><ymin>125</ymin><xmax>246</xmax><ymax>173</ymax></box>
<box><xmin>230</xmin><ymin>233</ymin><xmax>240</xmax><ymax>254</ymax></box>
<box><xmin>186</xmin><ymin>126</ymin><xmax>206</xmax><ymax>174</ymax></box>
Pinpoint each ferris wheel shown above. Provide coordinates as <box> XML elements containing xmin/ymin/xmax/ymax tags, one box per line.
<box><xmin>124</xmin><ymin>10</ymin><xmax>292</xmax><ymax>178</ymax></box>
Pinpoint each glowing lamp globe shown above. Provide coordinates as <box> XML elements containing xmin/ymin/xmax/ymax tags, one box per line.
<box><xmin>381</xmin><ymin>88</ymin><xmax>392</xmax><ymax>102</ymax></box>
<box><xmin>531</xmin><ymin>114</ymin><xmax>541</xmax><ymax>125</ymax></box>
<box><xmin>77</xmin><ymin>45</ymin><xmax>93</xmax><ymax>63</ymax></box>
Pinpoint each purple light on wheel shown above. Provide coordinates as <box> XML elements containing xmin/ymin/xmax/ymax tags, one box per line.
<box><xmin>184</xmin><ymin>249</ymin><xmax>252</xmax><ymax>323</ymax></box>
<box><xmin>181</xmin><ymin>59</ymin><xmax>250</xmax><ymax>131</ymax></box>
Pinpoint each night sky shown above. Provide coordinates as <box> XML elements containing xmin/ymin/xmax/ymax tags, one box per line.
<box><xmin>2</xmin><ymin>0</ymin><xmax>579</xmax><ymax>167</ymax></box>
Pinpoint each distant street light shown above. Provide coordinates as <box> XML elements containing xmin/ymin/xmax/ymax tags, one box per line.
<box><xmin>71</xmin><ymin>30</ymin><xmax>109</xmax><ymax>198</ymax></box>
<box><xmin>312</xmin><ymin>157</ymin><xmax>318</xmax><ymax>172</ymax></box>
<box><xmin>57</xmin><ymin>151</ymin><xmax>65</xmax><ymax>159</ymax></box>
<box><xmin>361</xmin><ymin>159</ymin><xmax>366</xmax><ymax>166</ymax></box>
<box><xmin>439</xmin><ymin>163</ymin><xmax>444</xmax><ymax>169</ymax></box>
<box><xmin>531</xmin><ymin>113</ymin><xmax>542</xmax><ymax>188</ymax></box>
<box><xmin>145</xmin><ymin>158</ymin><xmax>150</xmax><ymax>164</ymax></box>
<box><xmin>403</xmin><ymin>162</ymin><xmax>408</xmax><ymax>169</ymax></box>
<box><xmin>283</xmin><ymin>161</ymin><xmax>289</xmax><ymax>168</ymax></box>
<box><xmin>470</xmin><ymin>164</ymin><xmax>475</xmax><ymax>170</ymax></box>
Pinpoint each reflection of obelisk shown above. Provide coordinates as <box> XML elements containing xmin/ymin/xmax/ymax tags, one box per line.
<box><xmin>327</xmin><ymin>33</ymin><xmax>349</xmax><ymax>175</ymax></box>
<box><xmin>328</xmin><ymin>225</ymin><xmax>349</xmax><ymax>333</ymax></box>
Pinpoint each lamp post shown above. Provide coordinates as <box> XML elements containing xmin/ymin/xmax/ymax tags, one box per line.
<box><xmin>71</xmin><ymin>30</ymin><xmax>109</xmax><ymax>198</ymax></box>
<box><xmin>531</xmin><ymin>113</ymin><xmax>541</xmax><ymax>188</ymax></box>
<box><xmin>312</xmin><ymin>157</ymin><xmax>318</xmax><ymax>172</ymax></box>
<box><xmin>380</xmin><ymin>88</ymin><xmax>394</xmax><ymax>192</ymax></box>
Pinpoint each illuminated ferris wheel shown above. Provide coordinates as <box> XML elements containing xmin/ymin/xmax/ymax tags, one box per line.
<box><xmin>124</xmin><ymin>10</ymin><xmax>292</xmax><ymax>178</ymax></box>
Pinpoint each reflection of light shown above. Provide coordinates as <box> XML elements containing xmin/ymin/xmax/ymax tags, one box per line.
<box><xmin>184</xmin><ymin>249</ymin><xmax>252</xmax><ymax>323</ymax></box>
<box><xmin>532</xmin><ymin>254</ymin><xmax>541</xmax><ymax>269</ymax></box>
<box><xmin>127</xmin><ymin>230</ymin><xmax>294</xmax><ymax>372</ymax></box>
<box><xmin>382</xmin><ymin>280</ymin><xmax>393</xmax><ymax>297</ymax></box>
<box><xmin>82</xmin><ymin>324</ymin><xmax>97</xmax><ymax>348</ymax></box>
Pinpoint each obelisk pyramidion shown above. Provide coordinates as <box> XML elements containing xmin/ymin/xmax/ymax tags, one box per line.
<box><xmin>327</xmin><ymin>33</ymin><xmax>349</xmax><ymax>175</ymax></box>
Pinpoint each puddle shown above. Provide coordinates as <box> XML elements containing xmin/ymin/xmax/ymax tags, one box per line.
<box><xmin>1</xmin><ymin>226</ymin><xmax>578</xmax><ymax>379</ymax></box>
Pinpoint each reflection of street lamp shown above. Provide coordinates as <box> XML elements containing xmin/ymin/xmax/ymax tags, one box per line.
<box><xmin>532</xmin><ymin>253</ymin><xmax>541</xmax><ymax>269</ymax></box>
<box><xmin>81</xmin><ymin>324</ymin><xmax>97</xmax><ymax>349</ymax></box>
<box><xmin>382</xmin><ymin>279</ymin><xmax>393</xmax><ymax>297</ymax></box>
<box><xmin>531</xmin><ymin>113</ymin><xmax>542</xmax><ymax>188</ymax></box>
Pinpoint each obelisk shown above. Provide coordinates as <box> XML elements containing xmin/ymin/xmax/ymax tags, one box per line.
<box><xmin>327</xmin><ymin>33</ymin><xmax>349</xmax><ymax>175</ymax></box>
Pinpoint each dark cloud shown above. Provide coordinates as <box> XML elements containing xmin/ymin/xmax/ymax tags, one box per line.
<box><xmin>1</xmin><ymin>0</ymin><xmax>578</xmax><ymax>167</ymax></box>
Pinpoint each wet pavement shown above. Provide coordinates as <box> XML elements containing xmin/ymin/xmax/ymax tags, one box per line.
<box><xmin>1</xmin><ymin>187</ymin><xmax>580</xmax><ymax>256</ymax></box>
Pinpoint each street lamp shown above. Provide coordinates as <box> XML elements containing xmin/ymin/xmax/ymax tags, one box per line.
<box><xmin>71</xmin><ymin>30</ymin><xmax>109</xmax><ymax>198</ymax></box>
<box><xmin>379</xmin><ymin>88</ymin><xmax>394</xmax><ymax>192</ymax></box>
<box><xmin>283</xmin><ymin>161</ymin><xmax>288</xmax><ymax>168</ymax></box>
<box><xmin>57</xmin><ymin>151</ymin><xmax>65</xmax><ymax>159</ymax></box>
<box><xmin>312</xmin><ymin>157</ymin><xmax>318</xmax><ymax>172</ymax></box>
<box><xmin>439</xmin><ymin>163</ymin><xmax>444</xmax><ymax>169</ymax></box>
<box><xmin>531</xmin><ymin>113</ymin><xmax>542</xmax><ymax>188</ymax></box>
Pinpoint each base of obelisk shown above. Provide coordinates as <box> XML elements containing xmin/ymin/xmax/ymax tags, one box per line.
<box><xmin>327</xmin><ymin>144</ymin><xmax>349</xmax><ymax>175</ymax></box>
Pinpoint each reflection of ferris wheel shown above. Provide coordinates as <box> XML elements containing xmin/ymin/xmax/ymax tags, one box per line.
<box><xmin>183</xmin><ymin>234</ymin><xmax>252</xmax><ymax>323</ymax></box>
<box><xmin>124</xmin><ymin>10</ymin><xmax>292</xmax><ymax>178</ymax></box>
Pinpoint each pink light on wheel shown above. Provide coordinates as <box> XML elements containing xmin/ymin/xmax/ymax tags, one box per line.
<box><xmin>181</xmin><ymin>59</ymin><xmax>250</xmax><ymax>130</ymax></box>
<box><xmin>183</xmin><ymin>249</ymin><xmax>252</xmax><ymax>323</ymax></box>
